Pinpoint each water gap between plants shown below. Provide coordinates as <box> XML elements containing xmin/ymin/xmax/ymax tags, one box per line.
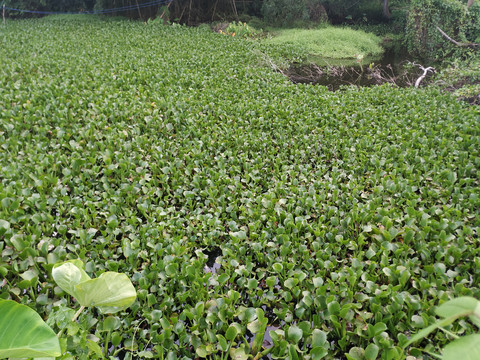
<box><xmin>287</xmin><ymin>48</ymin><xmax>434</xmax><ymax>90</ymax></box>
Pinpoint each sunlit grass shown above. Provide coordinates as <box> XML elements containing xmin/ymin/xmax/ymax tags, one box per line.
<box><xmin>266</xmin><ymin>26</ymin><xmax>384</xmax><ymax>59</ymax></box>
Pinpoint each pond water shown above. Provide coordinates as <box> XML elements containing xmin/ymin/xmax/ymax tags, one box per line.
<box><xmin>287</xmin><ymin>48</ymin><xmax>433</xmax><ymax>90</ymax></box>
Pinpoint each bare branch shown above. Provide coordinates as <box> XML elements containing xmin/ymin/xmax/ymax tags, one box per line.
<box><xmin>415</xmin><ymin>65</ymin><xmax>435</xmax><ymax>88</ymax></box>
<box><xmin>436</xmin><ymin>26</ymin><xmax>479</xmax><ymax>48</ymax></box>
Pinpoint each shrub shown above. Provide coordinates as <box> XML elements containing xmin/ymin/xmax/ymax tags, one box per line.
<box><xmin>406</xmin><ymin>0</ymin><xmax>480</xmax><ymax>60</ymax></box>
<box><xmin>223</xmin><ymin>21</ymin><xmax>262</xmax><ymax>38</ymax></box>
<box><xmin>261</xmin><ymin>0</ymin><xmax>309</xmax><ymax>26</ymax></box>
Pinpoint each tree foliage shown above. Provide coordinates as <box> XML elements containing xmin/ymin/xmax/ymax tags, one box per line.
<box><xmin>5</xmin><ymin>0</ymin><xmax>93</xmax><ymax>15</ymax></box>
<box><xmin>4</xmin><ymin>0</ymin><xmax>480</xmax><ymax>60</ymax></box>
<box><xmin>406</xmin><ymin>0</ymin><xmax>480</xmax><ymax>59</ymax></box>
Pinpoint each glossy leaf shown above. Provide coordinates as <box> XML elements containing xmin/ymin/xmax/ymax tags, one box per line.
<box><xmin>442</xmin><ymin>334</ymin><xmax>480</xmax><ymax>360</ymax></box>
<box><xmin>75</xmin><ymin>272</ymin><xmax>137</xmax><ymax>313</ymax></box>
<box><xmin>52</xmin><ymin>261</ymin><xmax>91</xmax><ymax>299</ymax></box>
<box><xmin>0</xmin><ymin>300</ymin><xmax>61</xmax><ymax>359</ymax></box>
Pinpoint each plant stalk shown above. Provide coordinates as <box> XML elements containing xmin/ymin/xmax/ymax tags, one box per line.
<box><xmin>72</xmin><ymin>305</ymin><xmax>85</xmax><ymax>322</ymax></box>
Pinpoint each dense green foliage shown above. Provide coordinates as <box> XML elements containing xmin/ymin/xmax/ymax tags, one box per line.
<box><xmin>261</xmin><ymin>0</ymin><xmax>310</xmax><ymax>26</ymax></box>
<box><xmin>4</xmin><ymin>0</ymin><xmax>95</xmax><ymax>15</ymax></box>
<box><xmin>434</xmin><ymin>57</ymin><xmax>480</xmax><ymax>104</ymax></box>
<box><xmin>403</xmin><ymin>297</ymin><xmax>480</xmax><ymax>359</ymax></box>
<box><xmin>0</xmin><ymin>17</ymin><xmax>479</xmax><ymax>359</ymax></box>
<box><xmin>266</xmin><ymin>27</ymin><xmax>384</xmax><ymax>59</ymax></box>
<box><xmin>406</xmin><ymin>0</ymin><xmax>480</xmax><ymax>60</ymax></box>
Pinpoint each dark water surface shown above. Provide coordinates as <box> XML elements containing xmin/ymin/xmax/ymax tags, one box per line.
<box><xmin>287</xmin><ymin>48</ymin><xmax>432</xmax><ymax>90</ymax></box>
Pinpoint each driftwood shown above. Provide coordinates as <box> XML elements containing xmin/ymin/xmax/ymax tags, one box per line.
<box><xmin>436</xmin><ymin>26</ymin><xmax>479</xmax><ymax>48</ymax></box>
<box><xmin>414</xmin><ymin>65</ymin><xmax>435</xmax><ymax>88</ymax></box>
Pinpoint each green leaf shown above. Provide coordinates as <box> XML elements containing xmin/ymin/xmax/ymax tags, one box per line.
<box><xmin>20</xmin><ymin>269</ymin><xmax>38</xmax><ymax>283</ymax></box>
<box><xmin>442</xmin><ymin>334</ymin><xmax>480</xmax><ymax>360</ymax></box>
<box><xmin>273</xmin><ymin>263</ymin><xmax>283</xmax><ymax>273</ymax></box>
<box><xmin>312</xmin><ymin>277</ymin><xmax>324</xmax><ymax>287</ymax></box>
<box><xmin>247</xmin><ymin>278</ymin><xmax>258</xmax><ymax>290</ymax></box>
<box><xmin>311</xmin><ymin>346</ymin><xmax>328</xmax><ymax>360</ymax></box>
<box><xmin>346</xmin><ymin>347</ymin><xmax>364</xmax><ymax>360</ymax></box>
<box><xmin>289</xmin><ymin>344</ymin><xmax>300</xmax><ymax>360</ymax></box>
<box><xmin>75</xmin><ymin>272</ymin><xmax>137</xmax><ymax>313</ymax></box>
<box><xmin>0</xmin><ymin>220</ymin><xmax>10</xmax><ymax>237</ymax></box>
<box><xmin>365</xmin><ymin>343</ymin><xmax>379</xmax><ymax>360</ymax></box>
<box><xmin>86</xmin><ymin>339</ymin><xmax>104</xmax><ymax>358</ymax></box>
<box><xmin>102</xmin><ymin>316</ymin><xmax>121</xmax><ymax>331</ymax></box>
<box><xmin>284</xmin><ymin>278</ymin><xmax>297</xmax><ymax>289</ymax></box>
<box><xmin>312</xmin><ymin>329</ymin><xmax>327</xmax><ymax>348</ymax></box>
<box><xmin>288</xmin><ymin>325</ymin><xmax>303</xmax><ymax>343</ymax></box>
<box><xmin>226</xmin><ymin>323</ymin><xmax>240</xmax><ymax>341</ymax></box>
<box><xmin>216</xmin><ymin>334</ymin><xmax>228</xmax><ymax>351</ymax></box>
<box><xmin>436</xmin><ymin>297</ymin><xmax>480</xmax><ymax>319</ymax></box>
<box><xmin>230</xmin><ymin>231</ymin><xmax>247</xmax><ymax>240</ymax></box>
<box><xmin>368</xmin><ymin>322</ymin><xmax>387</xmax><ymax>337</ymax></box>
<box><xmin>196</xmin><ymin>345</ymin><xmax>209</xmax><ymax>358</ymax></box>
<box><xmin>52</xmin><ymin>261</ymin><xmax>91</xmax><ymax>299</ymax></box>
<box><xmin>247</xmin><ymin>319</ymin><xmax>262</xmax><ymax>334</ymax></box>
<box><xmin>251</xmin><ymin>318</ymin><xmax>268</xmax><ymax>355</ymax></box>
<box><xmin>230</xmin><ymin>346</ymin><xmax>249</xmax><ymax>360</ymax></box>
<box><xmin>0</xmin><ymin>299</ymin><xmax>61</xmax><ymax>359</ymax></box>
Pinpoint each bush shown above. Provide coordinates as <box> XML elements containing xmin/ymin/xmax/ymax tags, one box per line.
<box><xmin>406</xmin><ymin>0</ymin><xmax>480</xmax><ymax>60</ymax></box>
<box><xmin>261</xmin><ymin>0</ymin><xmax>309</xmax><ymax>26</ymax></box>
<box><xmin>224</xmin><ymin>21</ymin><xmax>262</xmax><ymax>38</ymax></box>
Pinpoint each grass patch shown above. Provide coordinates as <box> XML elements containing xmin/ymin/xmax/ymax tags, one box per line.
<box><xmin>265</xmin><ymin>26</ymin><xmax>384</xmax><ymax>59</ymax></box>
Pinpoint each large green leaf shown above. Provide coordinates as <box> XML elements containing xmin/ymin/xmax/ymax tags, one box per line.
<box><xmin>52</xmin><ymin>261</ymin><xmax>91</xmax><ymax>300</ymax></box>
<box><xmin>436</xmin><ymin>297</ymin><xmax>480</xmax><ymax>319</ymax></box>
<box><xmin>442</xmin><ymin>334</ymin><xmax>480</xmax><ymax>360</ymax></box>
<box><xmin>75</xmin><ymin>272</ymin><xmax>137</xmax><ymax>313</ymax></box>
<box><xmin>52</xmin><ymin>261</ymin><xmax>136</xmax><ymax>313</ymax></box>
<box><xmin>402</xmin><ymin>316</ymin><xmax>457</xmax><ymax>348</ymax></box>
<box><xmin>0</xmin><ymin>300</ymin><xmax>61</xmax><ymax>359</ymax></box>
<box><xmin>403</xmin><ymin>297</ymin><xmax>480</xmax><ymax>349</ymax></box>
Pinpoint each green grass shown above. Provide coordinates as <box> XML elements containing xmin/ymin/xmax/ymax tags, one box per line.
<box><xmin>265</xmin><ymin>26</ymin><xmax>384</xmax><ymax>59</ymax></box>
<box><xmin>0</xmin><ymin>16</ymin><xmax>479</xmax><ymax>359</ymax></box>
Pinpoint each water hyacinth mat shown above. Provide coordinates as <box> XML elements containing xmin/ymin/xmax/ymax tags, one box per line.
<box><xmin>0</xmin><ymin>16</ymin><xmax>479</xmax><ymax>359</ymax></box>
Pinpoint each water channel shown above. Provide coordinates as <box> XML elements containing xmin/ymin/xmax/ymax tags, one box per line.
<box><xmin>286</xmin><ymin>47</ymin><xmax>432</xmax><ymax>90</ymax></box>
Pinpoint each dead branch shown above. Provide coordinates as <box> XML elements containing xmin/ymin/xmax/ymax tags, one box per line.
<box><xmin>415</xmin><ymin>65</ymin><xmax>435</xmax><ymax>88</ymax></box>
<box><xmin>436</xmin><ymin>26</ymin><xmax>479</xmax><ymax>48</ymax></box>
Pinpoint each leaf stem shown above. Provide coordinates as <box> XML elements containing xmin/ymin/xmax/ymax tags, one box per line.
<box><xmin>438</xmin><ymin>326</ymin><xmax>460</xmax><ymax>339</ymax></box>
<box><xmin>253</xmin><ymin>346</ymin><xmax>273</xmax><ymax>360</ymax></box>
<box><xmin>104</xmin><ymin>331</ymin><xmax>111</xmax><ymax>357</ymax></box>
<box><xmin>56</xmin><ymin>305</ymin><xmax>85</xmax><ymax>338</ymax></box>
<box><xmin>72</xmin><ymin>305</ymin><xmax>85</xmax><ymax>322</ymax></box>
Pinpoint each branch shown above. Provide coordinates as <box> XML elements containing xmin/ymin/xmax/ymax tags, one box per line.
<box><xmin>436</xmin><ymin>26</ymin><xmax>479</xmax><ymax>48</ymax></box>
<box><xmin>415</xmin><ymin>65</ymin><xmax>434</xmax><ymax>88</ymax></box>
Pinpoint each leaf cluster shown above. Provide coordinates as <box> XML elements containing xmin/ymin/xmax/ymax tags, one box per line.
<box><xmin>0</xmin><ymin>16</ymin><xmax>479</xmax><ymax>359</ymax></box>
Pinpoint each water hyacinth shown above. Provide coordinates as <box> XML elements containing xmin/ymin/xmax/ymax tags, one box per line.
<box><xmin>0</xmin><ymin>15</ymin><xmax>479</xmax><ymax>359</ymax></box>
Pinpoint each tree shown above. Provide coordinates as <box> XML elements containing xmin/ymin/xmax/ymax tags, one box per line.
<box><xmin>383</xmin><ymin>0</ymin><xmax>391</xmax><ymax>18</ymax></box>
